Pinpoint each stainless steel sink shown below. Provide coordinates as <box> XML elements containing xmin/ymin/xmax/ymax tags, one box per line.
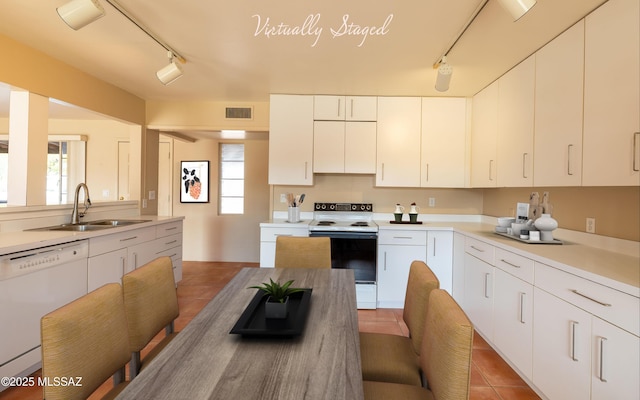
<box><xmin>45</xmin><ymin>224</ymin><xmax>111</xmax><ymax>232</ymax></box>
<box><xmin>29</xmin><ymin>219</ymin><xmax>151</xmax><ymax>232</ymax></box>
<box><xmin>88</xmin><ymin>219</ymin><xmax>151</xmax><ymax>226</ymax></box>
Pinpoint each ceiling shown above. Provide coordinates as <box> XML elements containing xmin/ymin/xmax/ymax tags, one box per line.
<box><xmin>0</xmin><ymin>0</ymin><xmax>607</xmax><ymax>122</ymax></box>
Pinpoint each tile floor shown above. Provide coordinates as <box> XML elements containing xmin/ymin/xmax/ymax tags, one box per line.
<box><xmin>0</xmin><ymin>261</ymin><xmax>541</xmax><ymax>400</ymax></box>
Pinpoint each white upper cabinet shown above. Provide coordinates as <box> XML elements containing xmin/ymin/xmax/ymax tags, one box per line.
<box><xmin>376</xmin><ymin>97</ymin><xmax>422</xmax><ymax>187</ymax></box>
<box><xmin>421</xmin><ymin>98</ymin><xmax>469</xmax><ymax>187</ymax></box>
<box><xmin>583</xmin><ymin>0</ymin><xmax>640</xmax><ymax>186</ymax></box>
<box><xmin>534</xmin><ymin>21</ymin><xmax>585</xmax><ymax>187</ymax></box>
<box><xmin>268</xmin><ymin>94</ymin><xmax>314</xmax><ymax>185</ymax></box>
<box><xmin>313</xmin><ymin>121</ymin><xmax>376</xmax><ymax>174</ymax></box>
<box><xmin>497</xmin><ymin>55</ymin><xmax>535</xmax><ymax>187</ymax></box>
<box><xmin>314</xmin><ymin>95</ymin><xmax>377</xmax><ymax>121</ymax></box>
<box><xmin>471</xmin><ymin>81</ymin><xmax>499</xmax><ymax>187</ymax></box>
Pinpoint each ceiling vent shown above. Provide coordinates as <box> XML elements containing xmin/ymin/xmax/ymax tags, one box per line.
<box><xmin>225</xmin><ymin>106</ymin><xmax>253</xmax><ymax>120</ymax></box>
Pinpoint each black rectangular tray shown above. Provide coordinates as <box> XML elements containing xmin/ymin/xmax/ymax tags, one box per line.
<box><xmin>389</xmin><ymin>220</ymin><xmax>423</xmax><ymax>224</ymax></box>
<box><xmin>230</xmin><ymin>289</ymin><xmax>312</xmax><ymax>337</ymax></box>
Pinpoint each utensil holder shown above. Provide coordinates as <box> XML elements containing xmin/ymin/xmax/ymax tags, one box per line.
<box><xmin>288</xmin><ymin>206</ymin><xmax>300</xmax><ymax>223</ymax></box>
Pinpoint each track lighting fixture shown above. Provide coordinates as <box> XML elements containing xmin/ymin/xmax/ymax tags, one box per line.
<box><xmin>496</xmin><ymin>0</ymin><xmax>537</xmax><ymax>21</ymax></box>
<box><xmin>434</xmin><ymin>57</ymin><xmax>453</xmax><ymax>92</ymax></box>
<box><xmin>157</xmin><ymin>52</ymin><xmax>184</xmax><ymax>85</ymax></box>
<box><xmin>56</xmin><ymin>0</ymin><xmax>105</xmax><ymax>30</ymax></box>
<box><xmin>56</xmin><ymin>0</ymin><xmax>187</xmax><ymax>84</ymax></box>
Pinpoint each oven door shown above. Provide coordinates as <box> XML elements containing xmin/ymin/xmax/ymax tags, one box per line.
<box><xmin>309</xmin><ymin>231</ymin><xmax>377</xmax><ymax>284</ymax></box>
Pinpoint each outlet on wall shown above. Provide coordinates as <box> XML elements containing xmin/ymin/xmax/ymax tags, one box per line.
<box><xmin>428</xmin><ymin>197</ymin><xmax>436</xmax><ymax>207</ymax></box>
<box><xmin>280</xmin><ymin>193</ymin><xmax>287</xmax><ymax>203</ymax></box>
<box><xmin>586</xmin><ymin>217</ymin><xmax>596</xmax><ymax>233</ymax></box>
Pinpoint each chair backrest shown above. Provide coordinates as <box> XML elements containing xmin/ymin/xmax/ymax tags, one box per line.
<box><xmin>274</xmin><ymin>236</ymin><xmax>332</xmax><ymax>268</ymax></box>
<box><xmin>420</xmin><ymin>289</ymin><xmax>474</xmax><ymax>400</ymax></box>
<box><xmin>122</xmin><ymin>256</ymin><xmax>179</xmax><ymax>352</ymax></box>
<box><xmin>403</xmin><ymin>260</ymin><xmax>440</xmax><ymax>354</ymax></box>
<box><xmin>41</xmin><ymin>283</ymin><xmax>130</xmax><ymax>400</ymax></box>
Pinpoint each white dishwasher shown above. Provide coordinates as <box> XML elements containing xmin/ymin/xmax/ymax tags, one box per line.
<box><xmin>0</xmin><ymin>240</ymin><xmax>88</xmax><ymax>385</ymax></box>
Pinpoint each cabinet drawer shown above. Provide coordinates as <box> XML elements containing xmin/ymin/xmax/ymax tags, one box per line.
<box><xmin>260</xmin><ymin>227</ymin><xmax>308</xmax><ymax>242</ymax></box>
<box><xmin>156</xmin><ymin>221</ymin><xmax>183</xmax><ymax>238</ymax></box>
<box><xmin>378</xmin><ymin>230</ymin><xmax>427</xmax><ymax>246</ymax></box>
<box><xmin>536</xmin><ymin>262</ymin><xmax>640</xmax><ymax>336</ymax></box>
<box><xmin>465</xmin><ymin>237</ymin><xmax>495</xmax><ymax>265</ymax></box>
<box><xmin>154</xmin><ymin>232</ymin><xmax>183</xmax><ymax>251</ymax></box>
<box><xmin>495</xmin><ymin>248</ymin><xmax>534</xmax><ymax>284</ymax></box>
<box><xmin>89</xmin><ymin>227</ymin><xmax>156</xmax><ymax>257</ymax></box>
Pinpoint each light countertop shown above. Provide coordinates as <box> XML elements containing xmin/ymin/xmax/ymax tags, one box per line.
<box><xmin>0</xmin><ymin>216</ymin><xmax>184</xmax><ymax>256</ymax></box>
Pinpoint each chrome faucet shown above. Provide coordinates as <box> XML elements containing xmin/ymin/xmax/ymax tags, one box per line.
<box><xmin>71</xmin><ymin>183</ymin><xmax>91</xmax><ymax>224</ymax></box>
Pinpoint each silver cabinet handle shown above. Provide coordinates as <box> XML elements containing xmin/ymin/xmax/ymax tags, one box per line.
<box><xmin>567</xmin><ymin>144</ymin><xmax>574</xmax><ymax>176</ymax></box>
<box><xmin>489</xmin><ymin>160</ymin><xmax>494</xmax><ymax>181</ymax></box>
<box><xmin>381</xmin><ymin>163</ymin><xmax>385</xmax><ymax>181</ymax></box>
<box><xmin>337</xmin><ymin>98</ymin><xmax>342</xmax><ymax>118</ymax></box>
<box><xmin>120</xmin><ymin>256</ymin><xmax>126</xmax><ymax>276</ymax></box>
<box><xmin>522</xmin><ymin>153</ymin><xmax>528</xmax><ymax>178</ymax></box>
<box><xmin>470</xmin><ymin>245</ymin><xmax>485</xmax><ymax>253</ymax></box>
<box><xmin>120</xmin><ymin>236</ymin><xmax>138</xmax><ymax>242</ymax></box>
<box><xmin>383</xmin><ymin>252</ymin><xmax>387</xmax><ymax>271</ymax></box>
<box><xmin>571</xmin><ymin>321</ymin><xmax>579</xmax><ymax>361</ymax></box>
<box><xmin>432</xmin><ymin>237</ymin><xmax>436</xmax><ymax>257</ymax></box>
<box><xmin>519</xmin><ymin>292</ymin><xmax>526</xmax><ymax>324</ymax></box>
<box><xmin>483</xmin><ymin>273</ymin><xmax>490</xmax><ymax>299</ymax></box>
<box><xmin>425</xmin><ymin>164</ymin><xmax>429</xmax><ymax>182</ymax></box>
<box><xmin>393</xmin><ymin>236</ymin><xmax>413</xmax><ymax>240</ymax></box>
<box><xmin>500</xmin><ymin>259</ymin><xmax>521</xmax><ymax>269</ymax></box>
<box><xmin>634</xmin><ymin>132</ymin><xmax>640</xmax><ymax>172</ymax></box>
<box><xmin>598</xmin><ymin>337</ymin><xmax>608</xmax><ymax>382</ymax></box>
<box><xmin>133</xmin><ymin>252</ymin><xmax>137</xmax><ymax>269</ymax></box>
<box><xmin>304</xmin><ymin>162</ymin><xmax>308</xmax><ymax>180</ymax></box>
<box><xmin>350</xmin><ymin>98</ymin><xmax>354</xmax><ymax>118</ymax></box>
<box><xmin>570</xmin><ymin>289</ymin><xmax>612</xmax><ymax>307</ymax></box>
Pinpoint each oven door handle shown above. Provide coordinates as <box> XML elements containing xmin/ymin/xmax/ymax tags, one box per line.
<box><xmin>309</xmin><ymin>231</ymin><xmax>378</xmax><ymax>240</ymax></box>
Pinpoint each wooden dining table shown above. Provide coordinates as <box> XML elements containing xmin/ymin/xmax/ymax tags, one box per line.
<box><xmin>116</xmin><ymin>267</ymin><xmax>364</xmax><ymax>400</ymax></box>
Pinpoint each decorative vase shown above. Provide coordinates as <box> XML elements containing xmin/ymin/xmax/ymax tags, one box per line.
<box><xmin>409</xmin><ymin>213</ymin><xmax>418</xmax><ymax>223</ymax></box>
<box><xmin>265</xmin><ymin>296</ymin><xmax>289</xmax><ymax>319</ymax></box>
<box><xmin>394</xmin><ymin>213</ymin><xmax>403</xmax><ymax>222</ymax></box>
<box><xmin>534</xmin><ymin>214</ymin><xmax>558</xmax><ymax>241</ymax></box>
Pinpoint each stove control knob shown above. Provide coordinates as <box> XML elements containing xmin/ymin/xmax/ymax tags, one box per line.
<box><xmin>366</xmin><ymin>204</ymin><xmax>372</xmax><ymax>211</ymax></box>
<box><xmin>329</xmin><ymin>204</ymin><xmax>335</xmax><ymax>210</ymax></box>
<box><xmin>321</xmin><ymin>204</ymin><xmax>326</xmax><ymax>210</ymax></box>
<box><xmin>360</xmin><ymin>204</ymin><xmax>366</xmax><ymax>211</ymax></box>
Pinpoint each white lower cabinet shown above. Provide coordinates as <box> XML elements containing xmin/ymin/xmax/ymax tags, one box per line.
<box><xmin>88</xmin><ymin>248</ymin><xmax>127</xmax><ymax>292</ymax></box>
<box><xmin>493</xmin><ymin>268</ymin><xmax>533</xmax><ymax>380</ymax></box>
<box><xmin>591</xmin><ymin>317</ymin><xmax>640</xmax><ymax>400</ymax></box>
<box><xmin>463</xmin><ymin>252</ymin><xmax>494</xmax><ymax>339</ymax></box>
<box><xmin>451</xmin><ymin>232</ymin><xmax>466</xmax><ymax>305</ymax></box>
<box><xmin>259</xmin><ymin>226</ymin><xmax>309</xmax><ymax>268</ymax></box>
<box><xmin>377</xmin><ymin>229</ymin><xmax>427</xmax><ymax>308</ymax></box>
<box><xmin>426</xmin><ymin>231</ymin><xmax>453</xmax><ymax>294</ymax></box>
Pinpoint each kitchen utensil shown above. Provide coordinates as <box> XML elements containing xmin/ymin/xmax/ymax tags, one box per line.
<box><xmin>298</xmin><ymin>194</ymin><xmax>305</xmax><ymax>204</ymax></box>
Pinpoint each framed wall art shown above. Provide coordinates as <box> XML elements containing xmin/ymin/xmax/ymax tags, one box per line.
<box><xmin>180</xmin><ymin>160</ymin><xmax>209</xmax><ymax>203</ymax></box>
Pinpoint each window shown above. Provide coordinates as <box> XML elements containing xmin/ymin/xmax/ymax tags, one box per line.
<box><xmin>219</xmin><ymin>143</ymin><xmax>244</xmax><ymax>214</ymax></box>
<box><xmin>0</xmin><ymin>141</ymin><xmax>7</xmax><ymax>203</ymax></box>
<box><xmin>47</xmin><ymin>141</ymin><xmax>68</xmax><ymax>204</ymax></box>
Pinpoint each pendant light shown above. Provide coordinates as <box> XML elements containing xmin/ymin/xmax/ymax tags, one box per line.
<box><xmin>435</xmin><ymin>57</ymin><xmax>453</xmax><ymax>92</ymax></box>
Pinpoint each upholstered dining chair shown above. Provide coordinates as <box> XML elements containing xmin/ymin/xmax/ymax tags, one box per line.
<box><xmin>363</xmin><ymin>289</ymin><xmax>474</xmax><ymax>400</ymax></box>
<box><xmin>122</xmin><ymin>256</ymin><xmax>179</xmax><ymax>379</ymax></box>
<box><xmin>360</xmin><ymin>260</ymin><xmax>439</xmax><ymax>386</ymax></box>
<box><xmin>40</xmin><ymin>283</ymin><xmax>130</xmax><ymax>400</ymax></box>
<box><xmin>274</xmin><ymin>236</ymin><xmax>332</xmax><ymax>268</ymax></box>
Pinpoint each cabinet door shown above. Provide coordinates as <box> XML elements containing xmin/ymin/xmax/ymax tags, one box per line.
<box><xmin>377</xmin><ymin>244</ymin><xmax>427</xmax><ymax>308</ymax></box>
<box><xmin>421</xmin><ymin>98</ymin><xmax>468</xmax><ymax>187</ymax></box>
<box><xmin>314</xmin><ymin>121</ymin><xmax>345</xmax><ymax>173</ymax></box>
<box><xmin>376</xmin><ymin>97</ymin><xmax>422</xmax><ymax>187</ymax></box>
<box><xmin>493</xmin><ymin>269</ymin><xmax>533</xmax><ymax>380</ymax></box>
<box><xmin>463</xmin><ymin>253</ymin><xmax>494</xmax><ymax>339</ymax></box>
<box><xmin>451</xmin><ymin>232</ymin><xmax>466</xmax><ymax>305</ymax></box>
<box><xmin>314</xmin><ymin>95</ymin><xmax>346</xmax><ymax>120</ymax></box>
<box><xmin>346</xmin><ymin>96</ymin><xmax>377</xmax><ymax>121</ymax></box>
<box><xmin>533</xmin><ymin>288</ymin><xmax>591</xmax><ymax>400</ymax></box>
<box><xmin>345</xmin><ymin>122</ymin><xmax>376</xmax><ymax>173</ymax></box>
<box><xmin>426</xmin><ymin>231</ymin><xmax>453</xmax><ymax>293</ymax></box>
<box><xmin>471</xmin><ymin>81</ymin><xmax>498</xmax><ymax>187</ymax></box>
<box><xmin>497</xmin><ymin>55</ymin><xmax>535</xmax><ymax>187</ymax></box>
<box><xmin>591</xmin><ymin>317</ymin><xmax>640</xmax><ymax>400</ymax></box>
<box><xmin>534</xmin><ymin>21</ymin><xmax>584</xmax><ymax>186</ymax></box>
<box><xmin>269</xmin><ymin>95</ymin><xmax>314</xmax><ymax>185</ymax></box>
<box><xmin>87</xmin><ymin>248</ymin><xmax>127</xmax><ymax>292</ymax></box>
<box><xmin>583</xmin><ymin>0</ymin><xmax>640</xmax><ymax>186</ymax></box>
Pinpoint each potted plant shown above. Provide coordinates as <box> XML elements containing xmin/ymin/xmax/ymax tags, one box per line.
<box><xmin>249</xmin><ymin>278</ymin><xmax>303</xmax><ymax>319</ymax></box>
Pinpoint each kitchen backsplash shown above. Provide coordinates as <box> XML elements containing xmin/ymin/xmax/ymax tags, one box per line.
<box><xmin>272</xmin><ymin>175</ymin><xmax>639</xmax><ymax>242</ymax></box>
